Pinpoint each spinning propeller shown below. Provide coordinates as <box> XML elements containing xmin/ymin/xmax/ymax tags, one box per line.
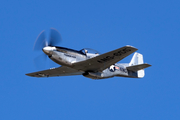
<box><xmin>33</xmin><ymin>28</ymin><xmax>62</xmax><ymax>69</ymax></box>
<box><xmin>33</xmin><ymin>28</ymin><xmax>62</xmax><ymax>51</ymax></box>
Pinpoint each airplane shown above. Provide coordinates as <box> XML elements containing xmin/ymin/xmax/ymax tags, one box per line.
<box><xmin>26</xmin><ymin>28</ymin><xmax>151</xmax><ymax>79</ymax></box>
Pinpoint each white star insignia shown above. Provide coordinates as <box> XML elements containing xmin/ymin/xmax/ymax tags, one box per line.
<box><xmin>109</xmin><ymin>65</ymin><xmax>115</xmax><ymax>71</ymax></box>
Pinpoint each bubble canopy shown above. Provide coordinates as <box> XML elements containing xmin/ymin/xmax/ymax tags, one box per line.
<box><xmin>80</xmin><ymin>48</ymin><xmax>100</xmax><ymax>55</ymax></box>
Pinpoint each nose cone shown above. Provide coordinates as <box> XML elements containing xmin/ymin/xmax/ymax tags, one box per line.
<box><xmin>42</xmin><ymin>46</ymin><xmax>56</xmax><ymax>55</ymax></box>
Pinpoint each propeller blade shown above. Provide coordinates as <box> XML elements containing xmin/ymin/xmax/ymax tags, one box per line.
<box><xmin>33</xmin><ymin>30</ymin><xmax>47</xmax><ymax>51</ymax></box>
<box><xmin>33</xmin><ymin>53</ymin><xmax>47</xmax><ymax>69</ymax></box>
<box><xmin>33</xmin><ymin>28</ymin><xmax>62</xmax><ymax>70</ymax></box>
<box><xmin>49</xmin><ymin>28</ymin><xmax>62</xmax><ymax>46</ymax></box>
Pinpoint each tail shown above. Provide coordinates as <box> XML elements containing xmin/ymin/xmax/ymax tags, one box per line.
<box><xmin>127</xmin><ymin>52</ymin><xmax>151</xmax><ymax>78</ymax></box>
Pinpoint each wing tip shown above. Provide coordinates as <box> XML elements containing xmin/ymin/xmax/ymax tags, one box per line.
<box><xmin>126</xmin><ymin>44</ymin><xmax>137</xmax><ymax>47</ymax></box>
<box><xmin>25</xmin><ymin>73</ymin><xmax>35</xmax><ymax>77</ymax></box>
<box><xmin>124</xmin><ymin>45</ymin><xmax>138</xmax><ymax>53</ymax></box>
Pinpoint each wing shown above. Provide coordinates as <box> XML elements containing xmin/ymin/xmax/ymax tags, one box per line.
<box><xmin>26</xmin><ymin>66</ymin><xmax>83</xmax><ymax>77</ymax></box>
<box><xmin>73</xmin><ymin>46</ymin><xmax>138</xmax><ymax>72</ymax></box>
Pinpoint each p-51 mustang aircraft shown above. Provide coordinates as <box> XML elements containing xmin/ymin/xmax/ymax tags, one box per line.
<box><xmin>26</xmin><ymin>28</ymin><xmax>151</xmax><ymax>79</ymax></box>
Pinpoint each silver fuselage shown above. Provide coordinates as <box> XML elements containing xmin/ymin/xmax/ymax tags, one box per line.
<box><xmin>43</xmin><ymin>46</ymin><xmax>136</xmax><ymax>79</ymax></box>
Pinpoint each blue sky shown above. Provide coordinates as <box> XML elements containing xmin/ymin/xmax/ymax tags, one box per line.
<box><xmin>0</xmin><ymin>0</ymin><xmax>180</xmax><ymax>119</ymax></box>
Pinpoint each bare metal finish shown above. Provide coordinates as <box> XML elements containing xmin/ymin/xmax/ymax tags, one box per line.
<box><xmin>26</xmin><ymin>28</ymin><xmax>151</xmax><ymax>79</ymax></box>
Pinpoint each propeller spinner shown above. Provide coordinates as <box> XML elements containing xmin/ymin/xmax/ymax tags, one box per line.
<box><xmin>42</xmin><ymin>46</ymin><xmax>56</xmax><ymax>55</ymax></box>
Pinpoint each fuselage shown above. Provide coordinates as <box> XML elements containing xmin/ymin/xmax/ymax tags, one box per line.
<box><xmin>42</xmin><ymin>46</ymin><xmax>137</xmax><ymax>79</ymax></box>
<box><xmin>49</xmin><ymin>46</ymin><xmax>89</xmax><ymax>66</ymax></box>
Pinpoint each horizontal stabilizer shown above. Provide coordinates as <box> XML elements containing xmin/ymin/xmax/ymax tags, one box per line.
<box><xmin>126</xmin><ymin>63</ymin><xmax>151</xmax><ymax>72</ymax></box>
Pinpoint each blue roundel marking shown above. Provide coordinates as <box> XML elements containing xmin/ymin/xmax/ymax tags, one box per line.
<box><xmin>109</xmin><ymin>65</ymin><xmax>120</xmax><ymax>72</ymax></box>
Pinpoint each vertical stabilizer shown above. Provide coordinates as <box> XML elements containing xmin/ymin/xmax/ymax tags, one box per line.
<box><xmin>129</xmin><ymin>52</ymin><xmax>143</xmax><ymax>66</ymax></box>
<box><xmin>129</xmin><ymin>52</ymin><xmax>145</xmax><ymax>78</ymax></box>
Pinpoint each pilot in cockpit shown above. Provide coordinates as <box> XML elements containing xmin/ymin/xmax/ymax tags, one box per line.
<box><xmin>85</xmin><ymin>49</ymin><xmax>88</xmax><ymax>54</ymax></box>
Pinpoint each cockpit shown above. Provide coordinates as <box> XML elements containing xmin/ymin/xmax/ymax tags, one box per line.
<box><xmin>80</xmin><ymin>48</ymin><xmax>100</xmax><ymax>54</ymax></box>
<box><xmin>80</xmin><ymin>48</ymin><xmax>100</xmax><ymax>58</ymax></box>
